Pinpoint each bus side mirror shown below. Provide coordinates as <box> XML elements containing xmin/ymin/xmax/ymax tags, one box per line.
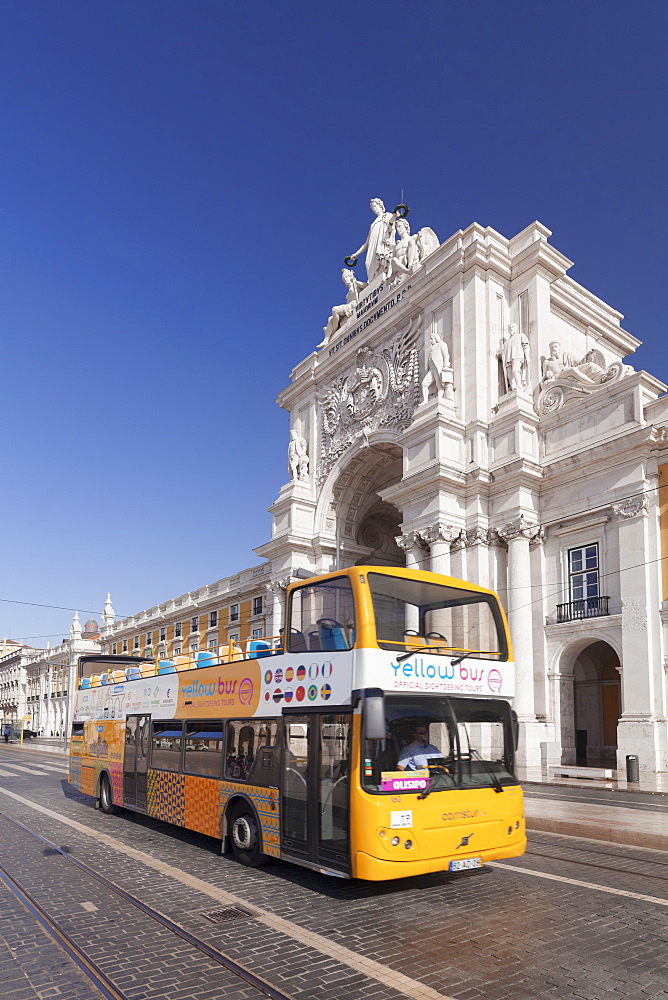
<box><xmin>511</xmin><ymin>710</ymin><xmax>519</xmax><ymax>751</ymax></box>
<box><xmin>363</xmin><ymin>689</ymin><xmax>386</xmax><ymax>741</ymax></box>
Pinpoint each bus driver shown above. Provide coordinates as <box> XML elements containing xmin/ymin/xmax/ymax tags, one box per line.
<box><xmin>396</xmin><ymin>726</ymin><xmax>442</xmax><ymax>771</ymax></box>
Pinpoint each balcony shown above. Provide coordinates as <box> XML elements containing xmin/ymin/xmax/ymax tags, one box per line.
<box><xmin>556</xmin><ymin>596</ymin><xmax>610</xmax><ymax>623</ymax></box>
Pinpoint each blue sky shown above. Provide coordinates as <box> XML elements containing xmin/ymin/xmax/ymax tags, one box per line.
<box><xmin>1</xmin><ymin>1</ymin><xmax>666</xmax><ymax>644</ymax></box>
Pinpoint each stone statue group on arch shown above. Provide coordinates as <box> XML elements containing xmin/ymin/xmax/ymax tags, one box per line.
<box><xmin>320</xmin><ymin>198</ymin><xmax>440</xmax><ymax>348</ymax></box>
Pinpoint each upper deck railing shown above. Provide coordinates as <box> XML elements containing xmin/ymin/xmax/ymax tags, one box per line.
<box><xmin>78</xmin><ymin>636</ymin><xmax>281</xmax><ymax>689</ymax></box>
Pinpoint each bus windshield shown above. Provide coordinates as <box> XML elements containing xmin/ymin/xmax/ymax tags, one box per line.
<box><xmin>368</xmin><ymin>572</ymin><xmax>507</xmax><ymax>659</ymax></box>
<box><xmin>288</xmin><ymin>577</ymin><xmax>356</xmax><ymax>653</ymax></box>
<box><xmin>363</xmin><ymin>694</ymin><xmax>517</xmax><ymax>795</ymax></box>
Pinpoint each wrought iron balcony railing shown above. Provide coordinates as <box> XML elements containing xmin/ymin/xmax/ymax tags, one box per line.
<box><xmin>556</xmin><ymin>596</ymin><xmax>610</xmax><ymax>623</ymax></box>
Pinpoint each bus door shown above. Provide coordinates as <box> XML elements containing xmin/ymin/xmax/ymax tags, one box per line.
<box><xmin>123</xmin><ymin>714</ymin><xmax>150</xmax><ymax>811</ymax></box>
<box><xmin>281</xmin><ymin>711</ymin><xmax>351</xmax><ymax>875</ymax></box>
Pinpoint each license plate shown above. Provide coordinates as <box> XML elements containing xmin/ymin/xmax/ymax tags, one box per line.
<box><xmin>449</xmin><ymin>858</ymin><xmax>482</xmax><ymax>871</ymax></box>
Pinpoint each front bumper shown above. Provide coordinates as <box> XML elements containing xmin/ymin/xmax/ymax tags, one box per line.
<box><xmin>353</xmin><ymin>836</ymin><xmax>527</xmax><ymax>881</ymax></box>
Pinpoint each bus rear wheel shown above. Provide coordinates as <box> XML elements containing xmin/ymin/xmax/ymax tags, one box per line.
<box><xmin>228</xmin><ymin>804</ymin><xmax>267</xmax><ymax>867</ymax></box>
<box><xmin>99</xmin><ymin>774</ymin><xmax>116</xmax><ymax>814</ymax></box>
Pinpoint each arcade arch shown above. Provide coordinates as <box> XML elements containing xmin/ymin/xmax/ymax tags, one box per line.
<box><xmin>556</xmin><ymin>638</ymin><xmax>621</xmax><ymax>768</ymax></box>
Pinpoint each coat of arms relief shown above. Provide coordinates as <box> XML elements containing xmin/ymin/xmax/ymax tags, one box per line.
<box><xmin>316</xmin><ymin>317</ymin><xmax>421</xmax><ymax>485</ymax></box>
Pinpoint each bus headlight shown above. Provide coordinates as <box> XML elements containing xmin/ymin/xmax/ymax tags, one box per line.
<box><xmin>391</xmin><ymin>836</ymin><xmax>400</xmax><ymax>846</ymax></box>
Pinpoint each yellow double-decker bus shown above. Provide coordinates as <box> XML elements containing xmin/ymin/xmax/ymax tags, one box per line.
<box><xmin>69</xmin><ymin>566</ymin><xmax>526</xmax><ymax>880</ymax></box>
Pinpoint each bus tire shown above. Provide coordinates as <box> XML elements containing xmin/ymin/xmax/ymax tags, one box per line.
<box><xmin>228</xmin><ymin>803</ymin><xmax>268</xmax><ymax>867</ymax></box>
<box><xmin>99</xmin><ymin>773</ymin><xmax>116</xmax><ymax>815</ymax></box>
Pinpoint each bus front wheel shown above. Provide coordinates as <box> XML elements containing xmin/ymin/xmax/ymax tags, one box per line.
<box><xmin>228</xmin><ymin>804</ymin><xmax>268</xmax><ymax>867</ymax></box>
<box><xmin>99</xmin><ymin>774</ymin><xmax>116</xmax><ymax>815</ymax></box>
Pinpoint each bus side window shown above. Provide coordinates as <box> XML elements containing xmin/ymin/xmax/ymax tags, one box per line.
<box><xmin>151</xmin><ymin>722</ymin><xmax>183</xmax><ymax>771</ymax></box>
<box><xmin>184</xmin><ymin>720</ymin><xmax>224</xmax><ymax>778</ymax></box>
<box><xmin>225</xmin><ymin>719</ymin><xmax>279</xmax><ymax>785</ymax></box>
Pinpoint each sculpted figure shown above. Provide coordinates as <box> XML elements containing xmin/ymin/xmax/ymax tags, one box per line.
<box><xmin>416</xmin><ymin>227</ymin><xmax>440</xmax><ymax>260</ymax></box>
<box><xmin>319</xmin><ymin>269</ymin><xmax>367</xmax><ymax>348</ymax></box>
<box><xmin>499</xmin><ymin>323</ymin><xmax>530</xmax><ymax>392</ymax></box>
<box><xmin>542</xmin><ymin>341</ymin><xmax>569</xmax><ymax>382</ymax></box>
<box><xmin>536</xmin><ymin>345</ymin><xmax>631</xmax><ymax>414</ymax></box>
<box><xmin>421</xmin><ymin>331</ymin><xmax>454</xmax><ymax>404</ymax></box>
<box><xmin>389</xmin><ymin>220</ymin><xmax>441</xmax><ymax>284</ymax></box>
<box><xmin>576</xmin><ymin>349</ymin><xmax>607</xmax><ymax>382</ymax></box>
<box><xmin>348</xmin><ymin>198</ymin><xmax>400</xmax><ymax>283</ymax></box>
<box><xmin>389</xmin><ymin>218</ymin><xmax>420</xmax><ymax>282</ymax></box>
<box><xmin>288</xmin><ymin>430</ymin><xmax>309</xmax><ymax>483</ymax></box>
<box><xmin>542</xmin><ymin>344</ymin><xmax>607</xmax><ymax>385</ymax></box>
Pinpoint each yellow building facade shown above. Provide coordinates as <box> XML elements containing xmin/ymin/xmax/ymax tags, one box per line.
<box><xmin>101</xmin><ymin>564</ymin><xmax>273</xmax><ymax>664</ymax></box>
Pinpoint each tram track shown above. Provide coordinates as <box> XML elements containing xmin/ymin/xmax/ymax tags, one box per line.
<box><xmin>522</xmin><ymin>842</ymin><xmax>668</xmax><ymax>886</ymax></box>
<box><xmin>0</xmin><ymin>811</ymin><xmax>295</xmax><ymax>1000</ymax></box>
<box><xmin>0</xmin><ymin>861</ymin><xmax>126</xmax><ymax>1000</ymax></box>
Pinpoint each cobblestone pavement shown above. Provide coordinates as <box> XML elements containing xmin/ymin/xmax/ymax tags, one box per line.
<box><xmin>0</xmin><ymin>879</ymin><xmax>104</xmax><ymax>1000</ymax></box>
<box><xmin>0</xmin><ymin>747</ymin><xmax>667</xmax><ymax>1000</ymax></box>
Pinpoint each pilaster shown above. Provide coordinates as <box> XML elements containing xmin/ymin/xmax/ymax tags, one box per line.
<box><xmin>613</xmin><ymin>496</ymin><xmax>664</xmax><ymax>772</ymax></box>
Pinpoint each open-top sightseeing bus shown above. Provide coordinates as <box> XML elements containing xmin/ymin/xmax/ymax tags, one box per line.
<box><xmin>69</xmin><ymin>566</ymin><xmax>526</xmax><ymax>880</ymax></box>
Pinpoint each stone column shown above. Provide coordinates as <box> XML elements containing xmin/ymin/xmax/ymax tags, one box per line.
<box><xmin>418</xmin><ymin>523</ymin><xmax>463</xmax><ymax>576</ymax></box>
<box><xmin>396</xmin><ymin>532</ymin><xmax>428</xmax><ymax>632</ymax></box>
<box><xmin>418</xmin><ymin>524</ymin><xmax>463</xmax><ymax>638</ymax></box>
<box><xmin>464</xmin><ymin>527</ymin><xmax>493</xmax><ymax>590</ymax></box>
<box><xmin>267</xmin><ymin>577</ymin><xmax>295</xmax><ymax>645</ymax></box>
<box><xmin>396</xmin><ymin>531</ymin><xmax>427</xmax><ymax>570</ymax></box>
<box><xmin>450</xmin><ymin>529</ymin><xmax>467</xmax><ymax>581</ymax></box>
<box><xmin>497</xmin><ymin>517</ymin><xmax>543</xmax><ymax>720</ymax></box>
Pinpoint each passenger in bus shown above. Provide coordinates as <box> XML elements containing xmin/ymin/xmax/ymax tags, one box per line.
<box><xmin>226</xmin><ymin>748</ymin><xmax>240</xmax><ymax>777</ymax></box>
<box><xmin>396</xmin><ymin>725</ymin><xmax>443</xmax><ymax>771</ymax></box>
<box><xmin>237</xmin><ymin>749</ymin><xmax>251</xmax><ymax>778</ymax></box>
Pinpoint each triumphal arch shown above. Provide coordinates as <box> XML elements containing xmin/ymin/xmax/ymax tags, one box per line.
<box><xmin>257</xmin><ymin>198</ymin><xmax>668</xmax><ymax>775</ymax></box>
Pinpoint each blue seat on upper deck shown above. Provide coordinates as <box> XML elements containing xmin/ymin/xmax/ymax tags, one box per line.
<box><xmin>320</xmin><ymin>624</ymin><xmax>348</xmax><ymax>651</ymax></box>
<box><xmin>126</xmin><ymin>665</ymin><xmax>142</xmax><ymax>681</ymax></box>
<box><xmin>289</xmin><ymin>629</ymin><xmax>307</xmax><ymax>652</ymax></box>
<box><xmin>248</xmin><ymin>640</ymin><xmax>271</xmax><ymax>659</ymax></box>
<box><xmin>194</xmin><ymin>651</ymin><xmax>216</xmax><ymax>668</ymax></box>
<box><xmin>157</xmin><ymin>659</ymin><xmax>175</xmax><ymax>674</ymax></box>
<box><xmin>80</xmin><ymin>678</ymin><xmax>91</xmax><ymax>689</ymax></box>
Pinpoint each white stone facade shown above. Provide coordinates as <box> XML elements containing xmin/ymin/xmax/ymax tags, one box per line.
<box><xmin>1</xmin><ymin>621</ymin><xmax>101</xmax><ymax>736</ymax></box>
<box><xmin>257</xmin><ymin>209</ymin><xmax>668</xmax><ymax>776</ymax></box>
<box><xmin>0</xmin><ymin>640</ymin><xmax>32</xmax><ymax>727</ymax></box>
<box><xmin>23</xmin><ymin>636</ymin><xmax>102</xmax><ymax>736</ymax></box>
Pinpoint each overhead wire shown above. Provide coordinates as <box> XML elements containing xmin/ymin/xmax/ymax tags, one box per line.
<box><xmin>0</xmin><ymin>598</ymin><xmax>107</xmax><ymax>615</ymax></box>
<box><xmin>1</xmin><ymin>473</ymin><xmax>667</xmax><ymax>633</ymax></box>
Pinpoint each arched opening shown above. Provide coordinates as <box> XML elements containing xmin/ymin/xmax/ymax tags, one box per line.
<box><xmin>572</xmin><ymin>641</ymin><xmax>621</xmax><ymax>768</ymax></box>
<box><xmin>355</xmin><ymin>499</ymin><xmax>403</xmax><ymax>566</ymax></box>
<box><xmin>330</xmin><ymin>443</ymin><xmax>404</xmax><ymax>569</ymax></box>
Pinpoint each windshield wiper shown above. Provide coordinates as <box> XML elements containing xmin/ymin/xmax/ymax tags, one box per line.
<box><xmin>450</xmin><ymin>650</ymin><xmax>477</xmax><ymax>666</ymax></box>
<box><xmin>396</xmin><ymin>643</ymin><xmax>448</xmax><ymax>663</ymax></box>
<box><xmin>471</xmin><ymin>749</ymin><xmax>504</xmax><ymax>793</ymax></box>
<box><xmin>417</xmin><ymin>769</ymin><xmax>446</xmax><ymax>800</ymax></box>
<box><xmin>417</xmin><ymin>761</ymin><xmax>455</xmax><ymax>799</ymax></box>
